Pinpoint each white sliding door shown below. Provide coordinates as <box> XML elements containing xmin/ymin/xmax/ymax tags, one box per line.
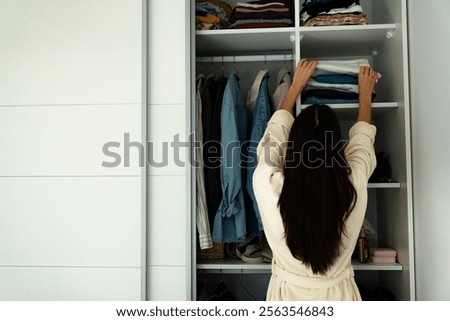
<box><xmin>0</xmin><ymin>0</ymin><xmax>145</xmax><ymax>300</ymax></box>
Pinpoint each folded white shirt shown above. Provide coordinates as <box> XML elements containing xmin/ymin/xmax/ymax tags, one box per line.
<box><xmin>314</xmin><ymin>59</ymin><xmax>382</xmax><ymax>80</ymax></box>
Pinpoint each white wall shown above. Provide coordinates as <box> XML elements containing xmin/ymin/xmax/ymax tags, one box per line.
<box><xmin>0</xmin><ymin>0</ymin><xmax>144</xmax><ymax>300</ymax></box>
<box><xmin>408</xmin><ymin>0</ymin><xmax>450</xmax><ymax>300</ymax></box>
<box><xmin>146</xmin><ymin>0</ymin><xmax>190</xmax><ymax>300</ymax></box>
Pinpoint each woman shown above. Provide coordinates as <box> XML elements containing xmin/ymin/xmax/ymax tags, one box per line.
<box><xmin>253</xmin><ymin>59</ymin><xmax>379</xmax><ymax>300</ymax></box>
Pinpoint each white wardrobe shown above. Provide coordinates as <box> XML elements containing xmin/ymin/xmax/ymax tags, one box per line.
<box><xmin>1</xmin><ymin>0</ymin><xmax>449</xmax><ymax>301</ymax></box>
<box><xmin>191</xmin><ymin>0</ymin><xmax>415</xmax><ymax>300</ymax></box>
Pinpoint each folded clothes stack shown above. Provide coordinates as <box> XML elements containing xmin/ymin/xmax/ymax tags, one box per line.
<box><xmin>230</xmin><ymin>0</ymin><xmax>294</xmax><ymax>29</ymax></box>
<box><xmin>300</xmin><ymin>0</ymin><xmax>367</xmax><ymax>27</ymax></box>
<box><xmin>196</xmin><ymin>0</ymin><xmax>233</xmax><ymax>30</ymax></box>
<box><xmin>370</xmin><ymin>248</ymin><xmax>397</xmax><ymax>263</ymax></box>
<box><xmin>301</xmin><ymin>59</ymin><xmax>380</xmax><ymax>105</ymax></box>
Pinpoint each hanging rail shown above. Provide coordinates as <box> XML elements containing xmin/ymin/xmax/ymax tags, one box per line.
<box><xmin>196</xmin><ymin>54</ymin><xmax>293</xmax><ymax>63</ymax></box>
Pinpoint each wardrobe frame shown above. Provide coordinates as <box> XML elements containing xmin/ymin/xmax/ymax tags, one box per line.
<box><xmin>188</xmin><ymin>0</ymin><xmax>415</xmax><ymax>301</ymax></box>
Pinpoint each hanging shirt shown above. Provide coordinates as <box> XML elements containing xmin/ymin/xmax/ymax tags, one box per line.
<box><xmin>204</xmin><ymin>76</ymin><xmax>227</xmax><ymax>232</ymax></box>
<box><xmin>202</xmin><ymin>74</ymin><xmax>217</xmax><ymax>147</ymax></box>
<box><xmin>213</xmin><ymin>70</ymin><xmax>248</xmax><ymax>243</ymax></box>
<box><xmin>246</xmin><ymin>70</ymin><xmax>272</xmax><ymax>234</ymax></box>
<box><xmin>195</xmin><ymin>75</ymin><xmax>213</xmax><ymax>250</ymax></box>
<box><xmin>253</xmin><ymin>110</ymin><xmax>377</xmax><ymax>300</ymax></box>
<box><xmin>272</xmin><ymin>67</ymin><xmax>291</xmax><ymax>110</ymax></box>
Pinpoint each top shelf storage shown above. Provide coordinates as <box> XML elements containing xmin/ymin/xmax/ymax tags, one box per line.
<box><xmin>196</xmin><ymin>28</ymin><xmax>295</xmax><ymax>56</ymax></box>
<box><xmin>300</xmin><ymin>24</ymin><xmax>396</xmax><ymax>57</ymax></box>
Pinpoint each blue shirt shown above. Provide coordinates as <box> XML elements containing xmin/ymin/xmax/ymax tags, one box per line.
<box><xmin>247</xmin><ymin>71</ymin><xmax>272</xmax><ymax>233</ymax></box>
<box><xmin>213</xmin><ymin>70</ymin><xmax>248</xmax><ymax>243</ymax></box>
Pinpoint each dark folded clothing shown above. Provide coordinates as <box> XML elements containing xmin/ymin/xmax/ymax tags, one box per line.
<box><xmin>302</xmin><ymin>0</ymin><xmax>357</xmax><ymax>10</ymax></box>
<box><xmin>302</xmin><ymin>87</ymin><xmax>359</xmax><ymax>100</ymax></box>
<box><xmin>231</xmin><ymin>22</ymin><xmax>292</xmax><ymax>29</ymax></box>
<box><xmin>301</xmin><ymin>87</ymin><xmax>376</xmax><ymax>103</ymax></box>
<box><xmin>230</xmin><ymin>11</ymin><xmax>292</xmax><ymax>23</ymax></box>
<box><xmin>303</xmin><ymin>97</ymin><xmax>359</xmax><ymax>105</ymax></box>
<box><xmin>300</xmin><ymin>0</ymin><xmax>359</xmax><ymax>17</ymax></box>
<box><xmin>235</xmin><ymin>6</ymin><xmax>289</xmax><ymax>13</ymax></box>
<box><xmin>314</xmin><ymin>74</ymin><xmax>358</xmax><ymax>85</ymax></box>
<box><xmin>248</xmin><ymin>0</ymin><xmax>294</xmax><ymax>5</ymax></box>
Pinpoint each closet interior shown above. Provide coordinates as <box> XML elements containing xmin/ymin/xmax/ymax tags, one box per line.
<box><xmin>191</xmin><ymin>0</ymin><xmax>414</xmax><ymax>301</ymax></box>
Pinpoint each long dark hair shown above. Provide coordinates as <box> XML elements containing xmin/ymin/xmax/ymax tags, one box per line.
<box><xmin>279</xmin><ymin>105</ymin><xmax>357</xmax><ymax>275</ymax></box>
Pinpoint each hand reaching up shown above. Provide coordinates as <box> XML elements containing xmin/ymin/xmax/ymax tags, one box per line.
<box><xmin>280</xmin><ymin>59</ymin><xmax>318</xmax><ymax>113</ymax></box>
<box><xmin>357</xmin><ymin>66</ymin><xmax>379</xmax><ymax>123</ymax></box>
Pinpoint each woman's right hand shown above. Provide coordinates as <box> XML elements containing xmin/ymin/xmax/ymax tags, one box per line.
<box><xmin>357</xmin><ymin>66</ymin><xmax>378</xmax><ymax>123</ymax></box>
<box><xmin>358</xmin><ymin>66</ymin><xmax>378</xmax><ymax>103</ymax></box>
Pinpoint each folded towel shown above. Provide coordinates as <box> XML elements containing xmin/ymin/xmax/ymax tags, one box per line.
<box><xmin>371</xmin><ymin>248</ymin><xmax>397</xmax><ymax>257</ymax></box>
<box><xmin>371</xmin><ymin>256</ymin><xmax>396</xmax><ymax>263</ymax></box>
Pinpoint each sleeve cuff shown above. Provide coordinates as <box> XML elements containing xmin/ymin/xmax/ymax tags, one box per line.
<box><xmin>199</xmin><ymin>235</ymin><xmax>213</xmax><ymax>250</ymax></box>
<box><xmin>268</xmin><ymin>109</ymin><xmax>295</xmax><ymax>129</ymax></box>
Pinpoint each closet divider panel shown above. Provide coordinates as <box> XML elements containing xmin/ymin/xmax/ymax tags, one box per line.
<box><xmin>147</xmin><ymin>0</ymin><xmax>191</xmax><ymax>300</ymax></box>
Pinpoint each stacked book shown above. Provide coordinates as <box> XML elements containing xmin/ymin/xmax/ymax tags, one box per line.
<box><xmin>370</xmin><ymin>248</ymin><xmax>397</xmax><ymax>263</ymax></box>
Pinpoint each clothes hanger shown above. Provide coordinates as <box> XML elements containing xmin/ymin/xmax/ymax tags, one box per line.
<box><xmin>220</xmin><ymin>56</ymin><xmax>226</xmax><ymax>78</ymax></box>
<box><xmin>207</xmin><ymin>59</ymin><xmax>215</xmax><ymax>79</ymax></box>
<box><xmin>204</xmin><ymin>270</ymin><xmax>234</xmax><ymax>301</ymax></box>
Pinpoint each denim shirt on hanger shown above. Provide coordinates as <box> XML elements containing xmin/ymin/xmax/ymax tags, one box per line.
<box><xmin>213</xmin><ymin>70</ymin><xmax>248</xmax><ymax>243</ymax></box>
<box><xmin>246</xmin><ymin>71</ymin><xmax>272</xmax><ymax>233</ymax></box>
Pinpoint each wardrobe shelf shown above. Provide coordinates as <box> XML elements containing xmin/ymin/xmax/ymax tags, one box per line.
<box><xmin>301</xmin><ymin>102</ymin><xmax>398</xmax><ymax>120</ymax></box>
<box><xmin>299</xmin><ymin>23</ymin><xmax>397</xmax><ymax>58</ymax></box>
<box><xmin>196</xmin><ymin>27</ymin><xmax>295</xmax><ymax>56</ymax></box>
<box><xmin>197</xmin><ymin>258</ymin><xmax>402</xmax><ymax>273</ymax></box>
<box><xmin>368</xmin><ymin>183</ymin><xmax>400</xmax><ymax>188</ymax></box>
<box><xmin>352</xmin><ymin>260</ymin><xmax>403</xmax><ymax>271</ymax></box>
<box><xmin>197</xmin><ymin>258</ymin><xmax>271</xmax><ymax>272</ymax></box>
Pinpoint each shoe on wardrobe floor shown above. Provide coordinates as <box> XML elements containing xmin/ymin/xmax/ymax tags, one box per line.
<box><xmin>235</xmin><ymin>236</ymin><xmax>264</xmax><ymax>264</ymax></box>
<box><xmin>262</xmin><ymin>244</ymin><xmax>272</xmax><ymax>263</ymax></box>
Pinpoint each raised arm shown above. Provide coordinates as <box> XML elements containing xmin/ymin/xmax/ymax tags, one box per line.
<box><xmin>279</xmin><ymin>59</ymin><xmax>318</xmax><ymax>114</ymax></box>
<box><xmin>357</xmin><ymin>66</ymin><xmax>378</xmax><ymax>123</ymax></box>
